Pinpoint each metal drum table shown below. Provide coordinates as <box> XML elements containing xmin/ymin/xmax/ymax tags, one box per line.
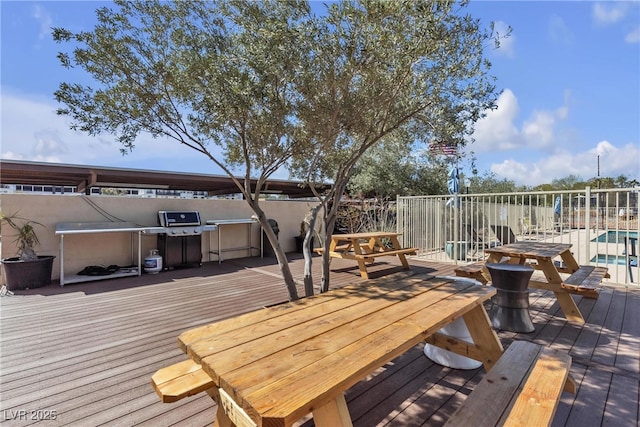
<box><xmin>486</xmin><ymin>263</ymin><xmax>535</xmax><ymax>333</ymax></box>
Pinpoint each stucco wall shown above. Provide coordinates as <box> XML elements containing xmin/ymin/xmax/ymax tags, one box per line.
<box><xmin>0</xmin><ymin>193</ymin><xmax>318</xmax><ymax>284</ymax></box>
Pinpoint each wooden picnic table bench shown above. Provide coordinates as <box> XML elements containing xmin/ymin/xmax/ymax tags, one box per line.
<box><xmin>445</xmin><ymin>340</ymin><xmax>575</xmax><ymax>427</ymax></box>
<box><xmin>152</xmin><ymin>359</ymin><xmax>213</xmax><ymax>403</ymax></box>
<box><xmin>454</xmin><ymin>261</ymin><xmax>489</xmax><ymax>284</ymax></box>
<box><xmin>152</xmin><ymin>273</ymin><xmax>504</xmax><ymax>427</ymax></box>
<box><xmin>454</xmin><ymin>242</ymin><xmax>609</xmax><ymax>324</ymax></box>
<box><xmin>316</xmin><ymin>231</ymin><xmax>417</xmax><ymax>279</ymax></box>
<box><xmin>455</xmin><ymin>261</ymin><xmax>608</xmax><ymax>300</ymax></box>
<box><xmin>561</xmin><ymin>265</ymin><xmax>610</xmax><ymax>299</ymax></box>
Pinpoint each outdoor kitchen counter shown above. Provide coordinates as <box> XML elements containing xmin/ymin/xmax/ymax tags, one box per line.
<box><xmin>205</xmin><ymin>218</ymin><xmax>261</xmax><ymax>263</ymax></box>
<box><xmin>55</xmin><ymin>221</ymin><xmax>156</xmax><ymax>286</ymax></box>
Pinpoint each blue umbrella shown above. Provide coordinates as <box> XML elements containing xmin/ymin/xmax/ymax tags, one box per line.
<box><xmin>445</xmin><ymin>166</ymin><xmax>459</xmax><ymax>207</ymax></box>
<box><xmin>553</xmin><ymin>196</ymin><xmax>561</xmax><ymax>231</ymax></box>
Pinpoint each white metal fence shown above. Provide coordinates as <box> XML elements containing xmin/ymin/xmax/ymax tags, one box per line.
<box><xmin>397</xmin><ymin>187</ymin><xmax>639</xmax><ymax>286</ymax></box>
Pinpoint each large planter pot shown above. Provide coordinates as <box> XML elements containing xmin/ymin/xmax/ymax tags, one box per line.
<box><xmin>1</xmin><ymin>255</ymin><xmax>55</xmax><ymax>290</ymax></box>
<box><xmin>445</xmin><ymin>241</ymin><xmax>470</xmax><ymax>261</ymax></box>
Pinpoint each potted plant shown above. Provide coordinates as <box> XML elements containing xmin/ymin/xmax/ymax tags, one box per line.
<box><xmin>1</xmin><ymin>212</ymin><xmax>55</xmax><ymax>290</ymax></box>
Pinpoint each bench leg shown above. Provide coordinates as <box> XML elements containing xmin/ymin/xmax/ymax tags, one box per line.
<box><xmin>312</xmin><ymin>393</ymin><xmax>353</xmax><ymax>427</ymax></box>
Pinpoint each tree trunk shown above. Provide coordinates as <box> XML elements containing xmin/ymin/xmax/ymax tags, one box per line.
<box><xmin>320</xmin><ymin>205</ymin><xmax>339</xmax><ymax>293</ymax></box>
<box><xmin>249</xmin><ymin>203</ymin><xmax>299</xmax><ymax>301</ymax></box>
<box><xmin>302</xmin><ymin>204</ymin><xmax>322</xmax><ymax>297</ymax></box>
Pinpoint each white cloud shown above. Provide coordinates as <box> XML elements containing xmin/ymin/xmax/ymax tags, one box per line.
<box><xmin>471</xmin><ymin>88</ymin><xmax>637</xmax><ymax>186</ymax></box>
<box><xmin>31</xmin><ymin>4</ymin><xmax>53</xmax><ymax>40</ymax></box>
<box><xmin>491</xmin><ymin>159</ymin><xmax>538</xmax><ymax>182</ymax></box>
<box><xmin>592</xmin><ymin>3</ymin><xmax>629</xmax><ymax>26</ymax></box>
<box><xmin>522</xmin><ymin>111</ymin><xmax>557</xmax><ymax>146</ymax></box>
<box><xmin>548</xmin><ymin>15</ymin><xmax>574</xmax><ymax>46</ymax></box>
<box><xmin>625</xmin><ymin>27</ymin><xmax>640</xmax><ymax>43</ymax></box>
<box><xmin>472</xmin><ymin>89</ymin><xmax>570</xmax><ymax>152</ymax></box>
<box><xmin>0</xmin><ymin>89</ymin><xmax>230</xmax><ymax>175</ymax></box>
<box><xmin>488</xmin><ymin>141</ymin><xmax>640</xmax><ymax>186</ymax></box>
<box><xmin>472</xmin><ymin>89</ymin><xmax>520</xmax><ymax>150</ymax></box>
<box><xmin>1</xmin><ymin>91</ymin><xmax>167</xmax><ymax>164</ymax></box>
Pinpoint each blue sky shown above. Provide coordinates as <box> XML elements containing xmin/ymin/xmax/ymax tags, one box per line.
<box><xmin>1</xmin><ymin>1</ymin><xmax>639</xmax><ymax>186</ymax></box>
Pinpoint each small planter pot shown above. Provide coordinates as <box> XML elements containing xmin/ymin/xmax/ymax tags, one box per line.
<box><xmin>1</xmin><ymin>255</ymin><xmax>55</xmax><ymax>290</ymax></box>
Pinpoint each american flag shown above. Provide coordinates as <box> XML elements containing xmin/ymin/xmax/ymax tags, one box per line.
<box><xmin>429</xmin><ymin>143</ymin><xmax>458</xmax><ymax>157</ymax></box>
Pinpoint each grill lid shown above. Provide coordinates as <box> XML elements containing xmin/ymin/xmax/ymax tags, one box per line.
<box><xmin>158</xmin><ymin>211</ymin><xmax>201</xmax><ymax>227</ymax></box>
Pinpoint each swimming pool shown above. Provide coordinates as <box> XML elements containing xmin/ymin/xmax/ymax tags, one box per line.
<box><xmin>590</xmin><ymin>254</ymin><xmax>638</xmax><ymax>266</ymax></box>
<box><xmin>591</xmin><ymin>230</ymin><xmax>639</xmax><ymax>243</ymax></box>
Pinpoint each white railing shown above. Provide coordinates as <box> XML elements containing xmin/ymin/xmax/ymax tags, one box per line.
<box><xmin>397</xmin><ymin>187</ymin><xmax>639</xmax><ymax>286</ymax></box>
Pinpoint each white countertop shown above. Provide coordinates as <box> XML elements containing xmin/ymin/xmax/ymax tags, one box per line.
<box><xmin>55</xmin><ymin>222</ymin><xmax>155</xmax><ymax>235</ymax></box>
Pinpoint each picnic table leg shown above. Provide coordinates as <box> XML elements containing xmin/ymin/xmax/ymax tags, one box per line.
<box><xmin>207</xmin><ymin>389</ymin><xmax>234</xmax><ymax>427</ymax></box>
<box><xmin>389</xmin><ymin>235</ymin><xmax>411</xmax><ymax>269</ymax></box>
<box><xmin>356</xmin><ymin>259</ymin><xmax>370</xmax><ymax>279</ymax></box>
<box><xmin>207</xmin><ymin>388</ymin><xmax>257</xmax><ymax>427</ymax></box>
<box><xmin>352</xmin><ymin>241</ymin><xmax>371</xmax><ymax>279</ymax></box>
<box><xmin>559</xmin><ymin>249</ymin><xmax>580</xmax><ymax>271</ymax></box>
<box><xmin>312</xmin><ymin>393</ymin><xmax>353</xmax><ymax>427</ymax></box>
<box><xmin>462</xmin><ymin>305</ymin><xmax>504</xmax><ymax>371</ymax></box>
<box><xmin>397</xmin><ymin>253</ymin><xmax>411</xmax><ymax>269</ymax></box>
<box><xmin>553</xmin><ymin>291</ymin><xmax>584</xmax><ymax>323</ymax></box>
<box><xmin>538</xmin><ymin>261</ymin><xmax>585</xmax><ymax>324</ymax></box>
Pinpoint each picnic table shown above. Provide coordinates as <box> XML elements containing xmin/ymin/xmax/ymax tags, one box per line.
<box><xmin>154</xmin><ymin>273</ymin><xmax>503</xmax><ymax>427</ymax></box>
<box><xmin>315</xmin><ymin>231</ymin><xmax>417</xmax><ymax>279</ymax></box>
<box><xmin>483</xmin><ymin>241</ymin><xmax>608</xmax><ymax>324</ymax></box>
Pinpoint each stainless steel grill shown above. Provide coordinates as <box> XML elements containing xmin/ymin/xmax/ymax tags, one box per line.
<box><xmin>157</xmin><ymin>210</ymin><xmax>204</xmax><ymax>236</ymax></box>
<box><xmin>151</xmin><ymin>211</ymin><xmax>214</xmax><ymax>269</ymax></box>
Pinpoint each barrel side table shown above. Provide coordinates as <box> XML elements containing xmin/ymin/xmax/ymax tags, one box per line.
<box><xmin>486</xmin><ymin>263</ymin><xmax>535</xmax><ymax>333</ymax></box>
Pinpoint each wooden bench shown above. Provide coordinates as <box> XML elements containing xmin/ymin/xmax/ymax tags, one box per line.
<box><xmin>152</xmin><ymin>360</ymin><xmax>259</xmax><ymax>427</ymax></box>
<box><xmin>314</xmin><ymin>243</ymin><xmax>351</xmax><ymax>254</ymax></box>
<box><xmin>445</xmin><ymin>340</ymin><xmax>575</xmax><ymax>427</ymax></box>
<box><xmin>353</xmin><ymin>247</ymin><xmax>417</xmax><ymax>261</ymax></box>
<box><xmin>151</xmin><ymin>359</ymin><xmax>214</xmax><ymax>403</ymax></box>
<box><xmin>454</xmin><ymin>262</ymin><xmax>489</xmax><ymax>284</ymax></box>
<box><xmin>456</xmin><ymin>262</ymin><xmax>608</xmax><ymax>300</ymax></box>
<box><xmin>315</xmin><ymin>246</ymin><xmax>417</xmax><ymax>257</ymax></box>
<box><xmin>316</xmin><ymin>244</ymin><xmax>417</xmax><ymax>279</ymax></box>
<box><xmin>561</xmin><ymin>265</ymin><xmax>609</xmax><ymax>299</ymax></box>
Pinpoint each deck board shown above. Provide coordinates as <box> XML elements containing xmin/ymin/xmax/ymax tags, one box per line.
<box><xmin>0</xmin><ymin>254</ymin><xmax>638</xmax><ymax>426</ymax></box>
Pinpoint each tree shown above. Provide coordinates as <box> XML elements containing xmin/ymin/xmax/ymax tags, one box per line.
<box><xmin>54</xmin><ymin>0</ymin><xmax>501</xmax><ymax>298</ymax></box>
<box><xmin>471</xmin><ymin>171</ymin><xmax>520</xmax><ymax>194</ymax></box>
<box><xmin>551</xmin><ymin>175</ymin><xmax>585</xmax><ymax>190</ymax></box>
<box><xmin>289</xmin><ymin>1</ymin><xmax>501</xmax><ymax>292</ymax></box>
<box><xmin>348</xmin><ymin>135</ymin><xmax>450</xmax><ymax>199</ymax></box>
<box><xmin>54</xmin><ymin>0</ymin><xmax>312</xmax><ymax>300</ymax></box>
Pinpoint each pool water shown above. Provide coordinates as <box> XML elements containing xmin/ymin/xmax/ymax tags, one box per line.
<box><xmin>590</xmin><ymin>254</ymin><xmax>637</xmax><ymax>266</ymax></box>
<box><xmin>591</xmin><ymin>230</ymin><xmax>639</xmax><ymax>243</ymax></box>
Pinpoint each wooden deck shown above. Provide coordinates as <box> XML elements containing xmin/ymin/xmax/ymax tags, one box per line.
<box><xmin>1</xmin><ymin>255</ymin><xmax>638</xmax><ymax>426</ymax></box>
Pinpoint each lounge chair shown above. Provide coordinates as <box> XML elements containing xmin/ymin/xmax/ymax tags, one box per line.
<box><xmin>490</xmin><ymin>225</ymin><xmax>518</xmax><ymax>245</ymax></box>
<box><xmin>520</xmin><ymin>217</ymin><xmax>540</xmax><ymax>235</ymax></box>
<box><xmin>465</xmin><ymin>224</ymin><xmax>498</xmax><ymax>255</ymax></box>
